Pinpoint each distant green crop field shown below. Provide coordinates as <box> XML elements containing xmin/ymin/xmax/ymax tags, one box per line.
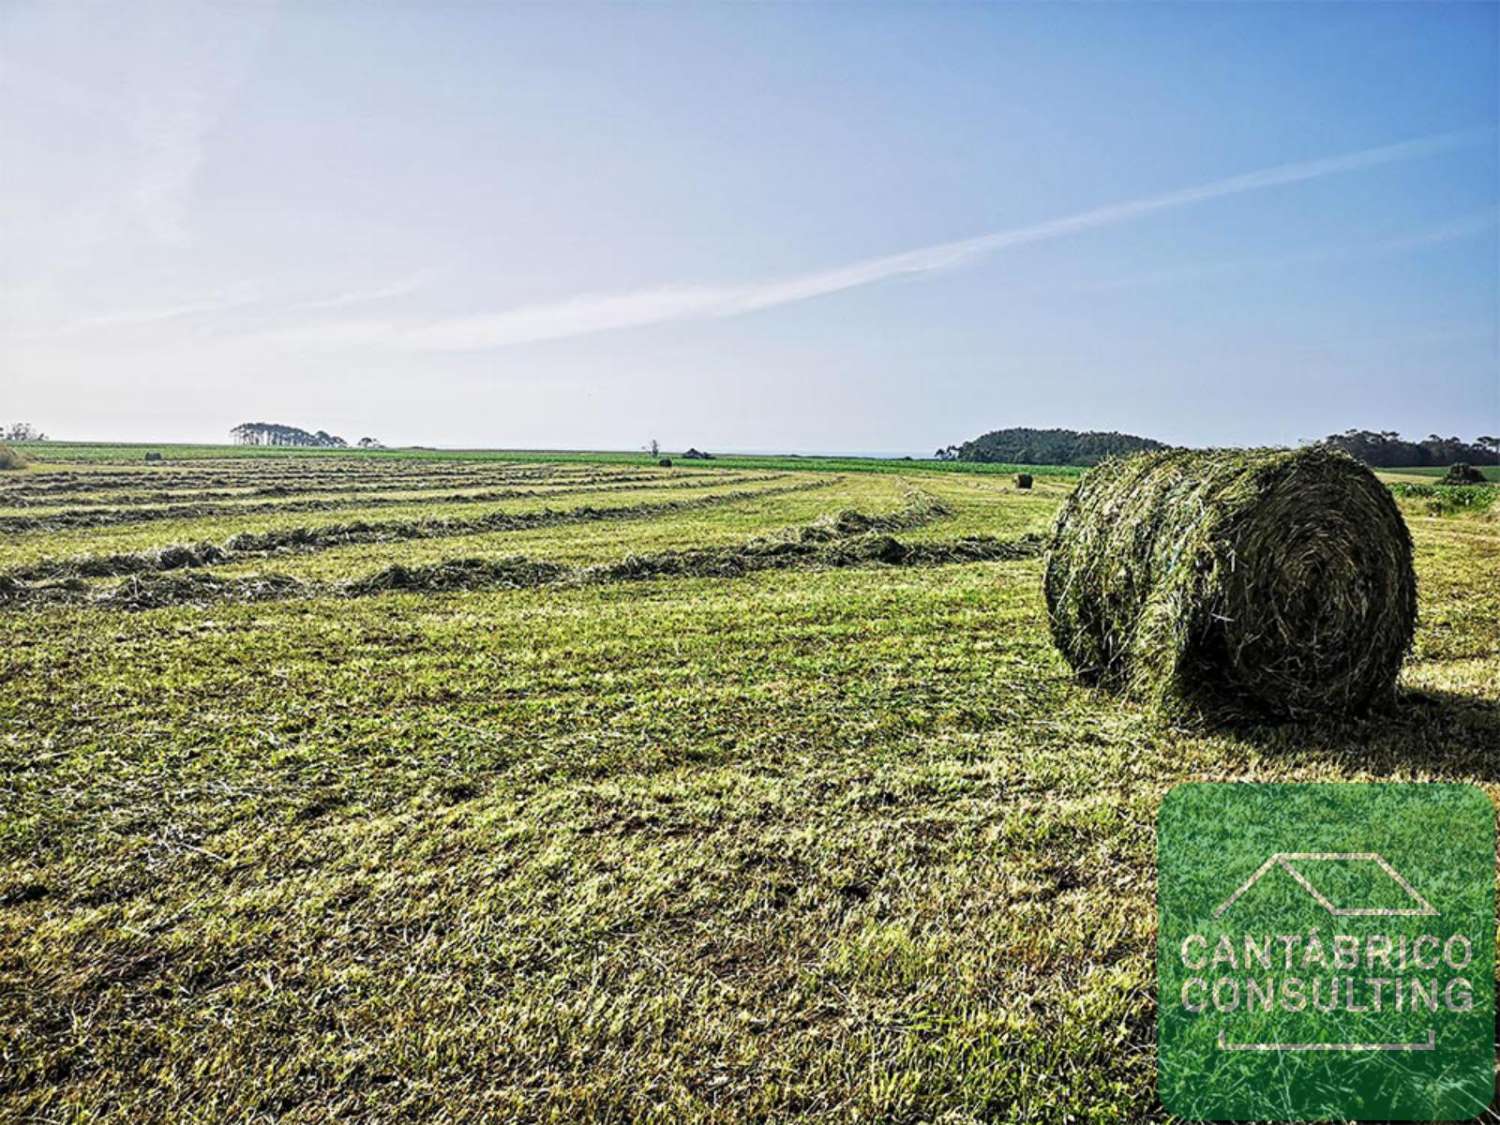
<box><xmin>10</xmin><ymin>439</ymin><xmax>1085</xmax><ymax>478</ymax></box>
<box><xmin>1385</xmin><ymin>463</ymin><xmax>1500</xmax><ymax>481</ymax></box>
<box><xmin>0</xmin><ymin>452</ymin><xmax>1494</xmax><ymax>1121</ymax></box>
<box><xmin>1388</xmin><ymin>481</ymin><xmax>1498</xmax><ymax>515</ymax></box>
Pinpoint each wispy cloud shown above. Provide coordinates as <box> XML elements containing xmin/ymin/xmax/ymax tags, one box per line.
<box><xmin>82</xmin><ymin>287</ymin><xmax>262</xmax><ymax>328</ymax></box>
<box><xmin>274</xmin><ymin>129</ymin><xmax>1490</xmax><ymax>353</ymax></box>
<box><xmin>1071</xmin><ymin>207</ymin><xmax>1500</xmax><ymax>294</ymax></box>
<box><xmin>46</xmin><ymin>274</ymin><xmax>433</xmax><ymax>338</ymax></box>
<box><xmin>290</xmin><ymin>272</ymin><xmax>436</xmax><ymax>311</ymax></box>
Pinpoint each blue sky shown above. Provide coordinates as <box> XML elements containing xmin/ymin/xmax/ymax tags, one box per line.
<box><xmin>2</xmin><ymin>2</ymin><xmax>1496</xmax><ymax>451</ymax></box>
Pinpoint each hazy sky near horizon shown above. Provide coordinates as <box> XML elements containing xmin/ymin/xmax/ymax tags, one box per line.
<box><xmin>3</xmin><ymin>2</ymin><xmax>1497</xmax><ymax>451</ymax></box>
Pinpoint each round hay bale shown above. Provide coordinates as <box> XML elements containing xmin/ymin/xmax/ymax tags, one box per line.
<box><xmin>1441</xmin><ymin>462</ymin><xmax>1486</xmax><ymax>486</ymax></box>
<box><xmin>658</xmin><ymin>458</ymin><xmax>673</xmax><ymax>467</ymax></box>
<box><xmin>1016</xmin><ymin>473</ymin><xmax>1034</xmax><ymax>490</ymax></box>
<box><xmin>1043</xmin><ymin>447</ymin><xmax>1416</xmax><ymax>723</ymax></box>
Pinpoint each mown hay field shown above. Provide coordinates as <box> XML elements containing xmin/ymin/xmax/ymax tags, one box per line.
<box><xmin>1</xmin><ymin>449</ymin><xmax>1496</xmax><ymax>1121</ymax></box>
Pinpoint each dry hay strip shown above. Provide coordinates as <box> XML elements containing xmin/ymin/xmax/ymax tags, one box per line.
<box><xmin>0</xmin><ymin>473</ymin><xmax>779</xmax><ymax>532</ymax></box>
<box><xmin>0</xmin><ymin>486</ymin><xmax>1005</xmax><ymax>610</ymax></box>
<box><xmin>2</xmin><ymin>479</ymin><xmax>835</xmax><ymax>584</ymax></box>
<box><xmin>1044</xmin><ymin>446</ymin><xmax>1416</xmax><ymax>723</ymax></box>
<box><xmin>0</xmin><ymin>464</ymin><xmax>728</xmax><ymax>507</ymax></box>
<box><xmin>790</xmin><ymin>487</ymin><xmax>951</xmax><ymax>540</ymax></box>
<box><xmin>340</xmin><ymin>532</ymin><xmax>1037</xmax><ymax>599</ymax></box>
<box><xmin>0</xmin><ymin>463</ymin><xmax>565</xmax><ymax>486</ymax></box>
<box><xmin>0</xmin><ymin>469</ymin><xmax>672</xmax><ymax>509</ymax></box>
<box><xmin>0</xmin><ymin>463</ymin><xmax>576</xmax><ymax>499</ymax></box>
<box><xmin>345</xmin><ymin>486</ymin><xmax>965</xmax><ymax>594</ymax></box>
<box><xmin>0</xmin><ymin>457</ymin><xmax>600</xmax><ymax>490</ymax></box>
<box><xmin>3</xmin><ymin>534</ymin><xmax>1040</xmax><ymax>611</ymax></box>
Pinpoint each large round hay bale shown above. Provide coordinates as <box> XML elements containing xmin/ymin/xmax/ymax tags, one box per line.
<box><xmin>1043</xmin><ymin>447</ymin><xmax>1416</xmax><ymax>722</ymax></box>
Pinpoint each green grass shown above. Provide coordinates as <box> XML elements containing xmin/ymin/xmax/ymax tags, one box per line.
<box><xmin>1388</xmin><ymin>482</ymin><xmax>1498</xmax><ymax>516</ymax></box>
<box><xmin>12</xmin><ymin>440</ymin><xmax>1084</xmax><ymax>478</ymax></box>
<box><xmin>2</xmin><ymin>446</ymin><xmax>1496</xmax><ymax>1121</ymax></box>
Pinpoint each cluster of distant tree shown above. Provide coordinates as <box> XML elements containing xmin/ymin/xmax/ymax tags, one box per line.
<box><xmin>1315</xmin><ymin>430</ymin><xmax>1499</xmax><ymax>467</ymax></box>
<box><xmin>231</xmin><ymin>423</ymin><xmax>380</xmax><ymax>448</ymax></box>
<box><xmin>3</xmin><ymin>422</ymin><xmax>48</xmax><ymax>441</ymax></box>
<box><xmin>937</xmin><ymin>427</ymin><xmax>1168</xmax><ymax>466</ymax></box>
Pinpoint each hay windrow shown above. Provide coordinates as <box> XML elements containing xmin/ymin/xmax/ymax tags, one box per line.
<box><xmin>1043</xmin><ymin>447</ymin><xmax>1417</xmax><ymax>723</ymax></box>
<box><xmin>343</xmin><ymin>557</ymin><xmax>570</xmax><ymax>596</ymax></box>
<box><xmin>344</xmin><ymin>532</ymin><xmax>1040</xmax><ymax>599</ymax></box>
<box><xmin>0</xmin><ymin>490</ymin><xmax>1037</xmax><ymax>611</ymax></box>
<box><xmin>9</xmin><ymin>542</ymin><xmax>228</xmax><ymax>582</ymax></box>
<box><xmin>0</xmin><ymin>472</ymin><xmax>622</xmax><ymax>509</ymax></box>
<box><xmin>213</xmin><ymin>479</ymin><xmax>834</xmax><ymax>554</ymax></box>
<box><xmin>0</xmin><ymin>472</ymin><xmax>779</xmax><ymax>532</ymax></box>
<box><xmin>0</xmin><ymin>463</ymin><xmax>700</xmax><ymax>503</ymax></box>
<box><xmin>95</xmin><ymin>572</ymin><xmax>310</xmax><ymax>612</ymax></box>
<box><xmin>0</xmin><ymin>463</ymin><xmax>569</xmax><ymax>496</ymax></box>
<box><xmin>4</xmin><ymin>479</ymin><xmax>834</xmax><ymax>583</ymax></box>
<box><xmin>793</xmin><ymin>488</ymin><xmax>951</xmax><ymax>542</ymax></box>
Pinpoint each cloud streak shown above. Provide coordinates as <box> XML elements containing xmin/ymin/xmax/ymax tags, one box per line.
<box><xmin>42</xmin><ymin>274</ymin><xmax>434</xmax><ymax>338</ymax></box>
<box><xmin>279</xmin><ymin>128</ymin><xmax>1489</xmax><ymax>352</ymax></box>
<box><xmin>82</xmin><ymin>288</ymin><xmax>263</xmax><ymax>328</ymax></box>
<box><xmin>1069</xmin><ymin>207</ymin><xmax>1500</xmax><ymax>294</ymax></box>
<box><xmin>290</xmin><ymin>272</ymin><xmax>436</xmax><ymax>311</ymax></box>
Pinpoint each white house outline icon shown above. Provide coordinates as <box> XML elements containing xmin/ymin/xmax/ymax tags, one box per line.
<box><xmin>1212</xmin><ymin>852</ymin><xmax>1438</xmax><ymax>919</ymax></box>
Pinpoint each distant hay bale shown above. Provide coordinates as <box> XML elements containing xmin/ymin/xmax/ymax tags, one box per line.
<box><xmin>0</xmin><ymin>445</ymin><xmax>27</xmax><ymax>471</ymax></box>
<box><xmin>1043</xmin><ymin>447</ymin><xmax>1416</xmax><ymax>723</ymax></box>
<box><xmin>1441</xmin><ymin>462</ymin><xmax>1487</xmax><ymax>486</ymax></box>
<box><xmin>145</xmin><ymin>451</ymin><xmax>163</xmax><ymax>463</ymax></box>
<box><xmin>1016</xmin><ymin>473</ymin><xmax>1033</xmax><ymax>490</ymax></box>
<box><xmin>658</xmin><ymin>458</ymin><xmax>673</xmax><ymax>467</ymax></box>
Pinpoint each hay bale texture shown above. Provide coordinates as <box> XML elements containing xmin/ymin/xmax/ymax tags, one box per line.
<box><xmin>1043</xmin><ymin>447</ymin><xmax>1416</xmax><ymax>722</ymax></box>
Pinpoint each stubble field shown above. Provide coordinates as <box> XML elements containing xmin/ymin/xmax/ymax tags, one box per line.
<box><xmin>1</xmin><ymin>448</ymin><xmax>1496</xmax><ymax>1121</ymax></box>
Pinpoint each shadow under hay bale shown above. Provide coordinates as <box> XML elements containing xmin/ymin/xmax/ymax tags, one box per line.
<box><xmin>1044</xmin><ymin>447</ymin><xmax>1416</xmax><ymax>724</ymax></box>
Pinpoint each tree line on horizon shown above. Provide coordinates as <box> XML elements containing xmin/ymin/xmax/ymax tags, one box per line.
<box><xmin>1313</xmin><ymin>429</ymin><xmax>1499</xmax><ymax>467</ymax></box>
<box><xmin>936</xmin><ymin>427</ymin><xmax>1168</xmax><ymax>466</ymax></box>
<box><xmin>230</xmin><ymin>423</ymin><xmax>381</xmax><ymax>449</ymax></box>
<box><xmin>936</xmin><ymin>426</ymin><xmax>1499</xmax><ymax>468</ymax></box>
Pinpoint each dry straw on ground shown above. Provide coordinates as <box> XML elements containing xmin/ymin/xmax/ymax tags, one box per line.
<box><xmin>1043</xmin><ymin>447</ymin><xmax>1416</xmax><ymax>723</ymax></box>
